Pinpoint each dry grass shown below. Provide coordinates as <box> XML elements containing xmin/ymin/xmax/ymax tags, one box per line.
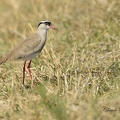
<box><xmin>0</xmin><ymin>0</ymin><xmax>120</xmax><ymax>120</ymax></box>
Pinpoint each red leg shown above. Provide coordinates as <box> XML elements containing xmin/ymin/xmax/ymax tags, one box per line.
<box><xmin>27</xmin><ymin>60</ymin><xmax>33</xmax><ymax>87</ymax></box>
<box><xmin>23</xmin><ymin>61</ymin><xmax>26</xmax><ymax>85</ymax></box>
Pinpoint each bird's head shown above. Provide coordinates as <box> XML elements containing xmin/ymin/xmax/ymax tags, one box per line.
<box><xmin>38</xmin><ymin>20</ymin><xmax>56</xmax><ymax>30</ymax></box>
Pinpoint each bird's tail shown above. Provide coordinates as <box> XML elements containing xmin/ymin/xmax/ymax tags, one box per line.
<box><xmin>0</xmin><ymin>56</ymin><xmax>9</xmax><ymax>64</ymax></box>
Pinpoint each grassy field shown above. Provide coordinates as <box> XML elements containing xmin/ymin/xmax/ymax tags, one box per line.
<box><xmin>0</xmin><ymin>0</ymin><xmax>120</xmax><ymax>119</ymax></box>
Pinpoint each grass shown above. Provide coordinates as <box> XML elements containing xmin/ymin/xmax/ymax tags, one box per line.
<box><xmin>0</xmin><ymin>0</ymin><xmax>120</xmax><ymax>119</ymax></box>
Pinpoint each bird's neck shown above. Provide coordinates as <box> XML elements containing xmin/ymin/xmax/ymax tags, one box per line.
<box><xmin>36</xmin><ymin>29</ymin><xmax>48</xmax><ymax>39</ymax></box>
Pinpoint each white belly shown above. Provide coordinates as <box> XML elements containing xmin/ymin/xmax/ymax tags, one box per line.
<box><xmin>21</xmin><ymin>52</ymin><xmax>39</xmax><ymax>61</ymax></box>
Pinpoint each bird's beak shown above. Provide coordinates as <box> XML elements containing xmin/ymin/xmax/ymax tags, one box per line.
<box><xmin>50</xmin><ymin>25</ymin><xmax>57</xmax><ymax>30</ymax></box>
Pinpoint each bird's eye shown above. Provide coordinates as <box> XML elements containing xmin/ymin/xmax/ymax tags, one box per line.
<box><xmin>45</xmin><ymin>22</ymin><xmax>51</xmax><ymax>26</ymax></box>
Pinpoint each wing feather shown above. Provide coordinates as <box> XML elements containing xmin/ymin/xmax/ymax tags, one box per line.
<box><xmin>0</xmin><ymin>33</ymin><xmax>42</xmax><ymax>64</ymax></box>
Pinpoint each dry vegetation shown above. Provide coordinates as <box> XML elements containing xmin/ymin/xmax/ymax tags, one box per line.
<box><xmin>0</xmin><ymin>0</ymin><xmax>120</xmax><ymax>120</ymax></box>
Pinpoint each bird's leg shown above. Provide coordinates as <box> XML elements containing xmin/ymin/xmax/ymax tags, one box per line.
<box><xmin>23</xmin><ymin>61</ymin><xmax>26</xmax><ymax>85</ymax></box>
<box><xmin>27</xmin><ymin>60</ymin><xmax>33</xmax><ymax>87</ymax></box>
<box><xmin>27</xmin><ymin>60</ymin><xmax>32</xmax><ymax>79</ymax></box>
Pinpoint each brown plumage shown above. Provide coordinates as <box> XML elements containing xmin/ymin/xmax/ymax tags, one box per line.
<box><xmin>0</xmin><ymin>33</ymin><xmax>43</xmax><ymax>63</ymax></box>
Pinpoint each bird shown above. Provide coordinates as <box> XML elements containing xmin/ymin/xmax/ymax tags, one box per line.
<box><xmin>0</xmin><ymin>20</ymin><xmax>56</xmax><ymax>87</ymax></box>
